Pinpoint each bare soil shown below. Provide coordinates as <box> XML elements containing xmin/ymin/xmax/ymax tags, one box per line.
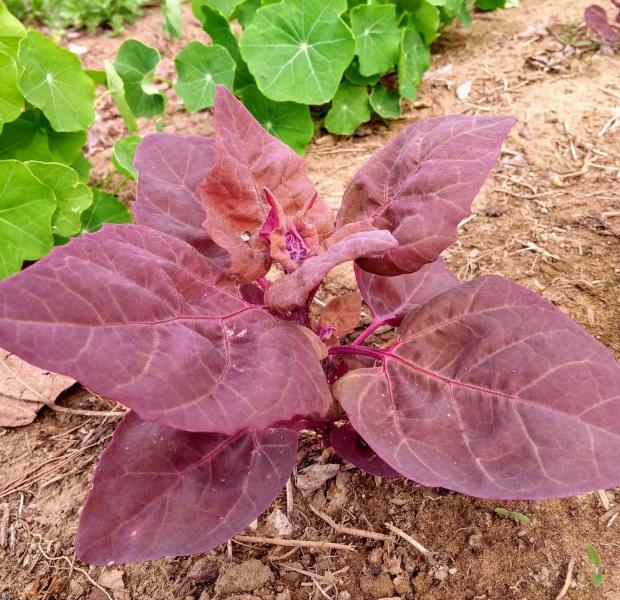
<box><xmin>1</xmin><ymin>1</ymin><xmax>619</xmax><ymax>599</ymax></box>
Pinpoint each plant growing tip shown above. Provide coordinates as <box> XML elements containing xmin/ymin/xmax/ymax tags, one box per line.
<box><xmin>0</xmin><ymin>85</ymin><xmax>619</xmax><ymax>565</ymax></box>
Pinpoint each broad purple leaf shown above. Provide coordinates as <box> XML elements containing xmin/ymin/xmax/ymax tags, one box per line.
<box><xmin>76</xmin><ymin>412</ymin><xmax>297</xmax><ymax>564</ymax></box>
<box><xmin>265</xmin><ymin>230</ymin><xmax>399</xmax><ymax>314</ymax></box>
<box><xmin>355</xmin><ymin>257</ymin><xmax>459</xmax><ymax>322</ymax></box>
<box><xmin>133</xmin><ymin>133</ymin><xmax>227</xmax><ymax>263</ymax></box>
<box><xmin>0</xmin><ymin>225</ymin><xmax>331</xmax><ymax>434</ymax></box>
<box><xmin>584</xmin><ymin>4</ymin><xmax>620</xmax><ymax>41</ymax></box>
<box><xmin>334</xmin><ymin>276</ymin><xmax>620</xmax><ymax>499</ymax></box>
<box><xmin>336</xmin><ymin>116</ymin><xmax>516</xmax><ymax>276</ymax></box>
<box><xmin>330</xmin><ymin>423</ymin><xmax>400</xmax><ymax>478</ymax></box>
<box><xmin>200</xmin><ymin>86</ymin><xmax>332</xmax><ymax>282</ymax></box>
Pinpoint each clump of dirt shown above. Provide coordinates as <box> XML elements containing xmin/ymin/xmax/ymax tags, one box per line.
<box><xmin>1</xmin><ymin>0</ymin><xmax>619</xmax><ymax>599</ymax></box>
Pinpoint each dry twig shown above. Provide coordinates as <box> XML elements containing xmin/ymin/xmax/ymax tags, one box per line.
<box><xmin>554</xmin><ymin>558</ymin><xmax>575</xmax><ymax>600</ymax></box>
<box><xmin>234</xmin><ymin>535</ymin><xmax>354</xmax><ymax>552</ymax></box>
<box><xmin>309</xmin><ymin>505</ymin><xmax>391</xmax><ymax>542</ymax></box>
<box><xmin>384</xmin><ymin>522</ymin><xmax>430</xmax><ymax>556</ymax></box>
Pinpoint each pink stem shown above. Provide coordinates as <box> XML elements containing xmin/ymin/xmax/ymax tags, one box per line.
<box><xmin>257</xmin><ymin>277</ymin><xmax>269</xmax><ymax>291</ymax></box>
<box><xmin>328</xmin><ymin>344</ymin><xmax>383</xmax><ymax>361</ymax></box>
<box><xmin>351</xmin><ymin>316</ymin><xmax>400</xmax><ymax>346</ymax></box>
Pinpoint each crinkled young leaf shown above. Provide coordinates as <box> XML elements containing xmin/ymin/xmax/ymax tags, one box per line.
<box><xmin>355</xmin><ymin>257</ymin><xmax>459</xmax><ymax>322</ymax></box>
<box><xmin>319</xmin><ymin>292</ymin><xmax>362</xmax><ymax>337</ymax></box>
<box><xmin>25</xmin><ymin>161</ymin><xmax>92</xmax><ymax>238</ymax></box>
<box><xmin>238</xmin><ymin>84</ymin><xmax>313</xmax><ymax>155</ymax></box>
<box><xmin>324</xmin><ymin>83</ymin><xmax>371</xmax><ymax>136</ymax></box>
<box><xmin>0</xmin><ymin>108</ymin><xmax>86</xmax><ymax>163</ymax></box>
<box><xmin>112</xmin><ymin>135</ymin><xmax>141</xmax><ymax>180</ymax></box>
<box><xmin>174</xmin><ymin>42</ymin><xmax>236</xmax><ymax>112</ymax></box>
<box><xmin>398</xmin><ymin>26</ymin><xmax>429</xmax><ymax>101</ymax></box>
<box><xmin>81</xmin><ymin>190</ymin><xmax>132</xmax><ymax>233</ymax></box>
<box><xmin>76</xmin><ymin>412</ymin><xmax>297</xmax><ymax>564</ymax></box>
<box><xmin>17</xmin><ymin>31</ymin><xmax>95</xmax><ymax>133</ymax></box>
<box><xmin>0</xmin><ymin>160</ymin><xmax>55</xmax><ymax>278</ymax></box>
<box><xmin>200</xmin><ymin>86</ymin><xmax>331</xmax><ymax>282</ymax></box>
<box><xmin>133</xmin><ymin>133</ymin><xmax>225</xmax><ymax>262</ymax></box>
<box><xmin>0</xmin><ymin>50</ymin><xmax>23</xmax><ymax>132</ymax></box>
<box><xmin>330</xmin><ymin>423</ymin><xmax>400</xmax><ymax>477</ymax></box>
<box><xmin>266</xmin><ymin>230</ymin><xmax>398</xmax><ymax>314</ymax></box>
<box><xmin>104</xmin><ymin>60</ymin><xmax>138</xmax><ymax>133</ymax></box>
<box><xmin>350</xmin><ymin>3</ymin><xmax>400</xmax><ymax>76</ymax></box>
<box><xmin>584</xmin><ymin>4</ymin><xmax>619</xmax><ymax>42</ymax></box>
<box><xmin>113</xmin><ymin>40</ymin><xmax>166</xmax><ymax>119</ymax></box>
<box><xmin>334</xmin><ymin>276</ymin><xmax>620</xmax><ymax>499</ymax></box>
<box><xmin>369</xmin><ymin>86</ymin><xmax>401</xmax><ymax>119</ymax></box>
<box><xmin>337</xmin><ymin>115</ymin><xmax>516</xmax><ymax>276</ymax></box>
<box><xmin>240</xmin><ymin>0</ymin><xmax>355</xmax><ymax>104</ymax></box>
<box><xmin>0</xmin><ymin>225</ymin><xmax>331</xmax><ymax>433</ymax></box>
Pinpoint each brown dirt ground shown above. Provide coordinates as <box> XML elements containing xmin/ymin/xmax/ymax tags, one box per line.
<box><xmin>2</xmin><ymin>0</ymin><xmax>620</xmax><ymax>599</ymax></box>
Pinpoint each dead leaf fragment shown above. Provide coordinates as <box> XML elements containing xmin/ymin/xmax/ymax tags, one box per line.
<box><xmin>98</xmin><ymin>568</ymin><xmax>129</xmax><ymax>600</ymax></box>
<box><xmin>295</xmin><ymin>463</ymin><xmax>340</xmax><ymax>496</ymax></box>
<box><xmin>0</xmin><ymin>349</ymin><xmax>75</xmax><ymax>427</ymax></box>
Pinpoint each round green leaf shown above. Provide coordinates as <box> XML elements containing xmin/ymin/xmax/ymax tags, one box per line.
<box><xmin>81</xmin><ymin>189</ymin><xmax>132</xmax><ymax>233</ymax></box>
<box><xmin>350</xmin><ymin>3</ymin><xmax>400</xmax><ymax>76</ymax></box>
<box><xmin>174</xmin><ymin>42</ymin><xmax>236</xmax><ymax>112</ymax></box>
<box><xmin>192</xmin><ymin>0</ymin><xmax>244</xmax><ymax>19</ymax></box>
<box><xmin>344</xmin><ymin>58</ymin><xmax>380</xmax><ymax>86</ymax></box>
<box><xmin>398</xmin><ymin>26</ymin><xmax>429</xmax><ymax>101</ymax></box>
<box><xmin>17</xmin><ymin>31</ymin><xmax>95</xmax><ymax>133</ymax></box>
<box><xmin>0</xmin><ymin>160</ymin><xmax>56</xmax><ymax>278</ymax></box>
<box><xmin>233</xmin><ymin>0</ymin><xmax>261</xmax><ymax>26</ymax></box>
<box><xmin>113</xmin><ymin>40</ymin><xmax>166</xmax><ymax>119</ymax></box>
<box><xmin>25</xmin><ymin>161</ymin><xmax>93</xmax><ymax>237</ymax></box>
<box><xmin>0</xmin><ymin>0</ymin><xmax>25</xmax><ymax>58</ymax></box>
<box><xmin>112</xmin><ymin>136</ymin><xmax>142</xmax><ymax>180</ymax></box>
<box><xmin>0</xmin><ymin>50</ymin><xmax>23</xmax><ymax>131</ymax></box>
<box><xmin>0</xmin><ymin>108</ymin><xmax>86</xmax><ymax>164</ymax></box>
<box><xmin>238</xmin><ymin>84</ymin><xmax>313</xmax><ymax>155</ymax></box>
<box><xmin>104</xmin><ymin>60</ymin><xmax>138</xmax><ymax>133</ymax></box>
<box><xmin>369</xmin><ymin>85</ymin><xmax>401</xmax><ymax>118</ymax></box>
<box><xmin>240</xmin><ymin>0</ymin><xmax>355</xmax><ymax>105</ymax></box>
<box><xmin>408</xmin><ymin>0</ymin><xmax>440</xmax><ymax>44</ymax></box>
<box><xmin>324</xmin><ymin>82</ymin><xmax>370</xmax><ymax>135</ymax></box>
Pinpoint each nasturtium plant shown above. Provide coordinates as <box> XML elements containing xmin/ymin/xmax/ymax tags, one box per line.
<box><xmin>1</xmin><ymin>86</ymin><xmax>619</xmax><ymax>565</ymax></box>
<box><xmin>112</xmin><ymin>135</ymin><xmax>142</xmax><ymax>180</ymax></box>
<box><xmin>324</xmin><ymin>82</ymin><xmax>371</xmax><ymax>135</ymax></box>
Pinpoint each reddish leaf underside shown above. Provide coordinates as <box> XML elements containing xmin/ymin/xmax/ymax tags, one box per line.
<box><xmin>76</xmin><ymin>412</ymin><xmax>297</xmax><ymax>564</ymax></box>
<box><xmin>330</xmin><ymin>423</ymin><xmax>400</xmax><ymax>478</ymax></box>
<box><xmin>133</xmin><ymin>133</ymin><xmax>227</xmax><ymax>263</ymax></box>
<box><xmin>0</xmin><ymin>225</ymin><xmax>331</xmax><ymax>434</ymax></box>
<box><xmin>334</xmin><ymin>276</ymin><xmax>620</xmax><ymax>499</ymax></box>
<box><xmin>200</xmin><ymin>86</ymin><xmax>332</xmax><ymax>282</ymax></box>
<box><xmin>584</xmin><ymin>4</ymin><xmax>620</xmax><ymax>41</ymax></box>
<box><xmin>266</xmin><ymin>230</ymin><xmax>399</xmax><ymax>314</ymax></box>
<box><xmin>355</xmin><ymin>257</ymin><xmax>459</xmax><ymax>322</ymax></box>
<box><xmin>336</xmin><ymin>115</ymin><xmax>516</xmax><ymax>276</ymax></box>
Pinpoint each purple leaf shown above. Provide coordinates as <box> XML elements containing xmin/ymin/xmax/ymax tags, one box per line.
<box><xmin>133</xmin><ymin>133</ymin><xmax>227</xmax><ymax>264</ymax></box>
<box><xmin>584</xmin><ymin>4</ymin><xmax>620</xmax><ymax>41</ymax></box>
<box><xmin>0</xmin><ymin>225</ymin><xmax>331</xmax><ymax>433</ymax></box>
<box><xmin>334</xmin><ymin>276</ymin><xmax>620</xmax><ymax>499</ymax></box>
<box><xmin>76</xmin><ymin>412</ymin><xmax>297</xmax><ymax>564</ymax></box>
<box><xmin>265</xmin><ymin>230</ymin><xmax>399</xmax><ymax>314</ymax></box>
<box><xmin>330</xmin><ymin>423</ymin><xmax>400</xmax><ymax>478</ymax></box>
<box><xmin>200</xmin><ymin>86</ymin><xmax>332</xmax><ymax>282</ymax></box>
<box><xmin>336</xmin><ymin>116</ymin><xmax>516</xmax><ymax>276</ymax></box>
<box><xmin>355</xmin><ymin>257</ymin><xmax>459</xmax><ymax>322</ymax></box>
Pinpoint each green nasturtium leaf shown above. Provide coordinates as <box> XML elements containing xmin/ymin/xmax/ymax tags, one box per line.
<box><xmin>113</xmin><ymin>40</ymin><xmax>166</xmax><ymax>119</ymax></box>
<box><xmin>398</xmin><ymin>26</ymin><xmax>429</xmax><ymax>100</ymax></box>
<box><xmin>0</xmin><ymin>108</ymin><xmax>86</xmax><ymax>164</ymax></box>
<box><xmin>174</xmin><ymin>42</ymin><xmax>236</xmax><ymax>111</ymax></box>
<box><xmin>232</xmin><ymin>0</ymin><xmax>261</xmax><ymax>26</ymax></box>
<box><xmin>0</xmin><ymin>0</ymin><xmax>25</xmax><ymax>57</ymax></box>
<box><xmin>240</xmin><ymin>0</ymin><xmax>355</xmax><ymax>105</ymax></box>
<box><xmin>344</xmin><ymin>57</ymin><xmax>381</xmax><ymax>86</ymax></box>
<box><xmin>350</xmin><ymin>3</ymin><xmax>400</xmax><ymax>76</ymax></box>
<box><xmin>112</xmin><ymin>136</ymin><xmax>141</xmax><ymax>180</ymax></box>
<box><xmin>324</xmin><ymin>82</ymin><xmax>370</xmax><ymax>135</ymax></box>
<box><xmin>458</xmin><ymin>3</ymin><xmax>473</xmax><ymax>27</ymax></box>
<box><xmin>104</xmin><ymin>60</ymin><xmax>138</xmax><ymax>132</ymax></box>
<box><xmin>408</xmin><ymin>0</ymin><xmax>440</xmax><ymax>44</ymax></box>
<box><xmin>81</xmin><ymin>189</ymin><xmax>132</xmax><ymax>233</ymax></box>
<box><xmin>70</xmin><ymin>153</ymin><xmax>92</xmax><ymax>183</ymax></box>
<box><xmin>197</xmin><ymin>4</ymin><xmax>240</xmax><ymax>61</ymax></box>
<box><xmin>25</xmin><ymin>161</ymin><xmax>92</xmax><ymax>237</ymax></box>
<box><xmin>369</xmin><ymin>85</ymin><xmax>401</xmax><ymax>118</ymax></box>
<box><xmin>477</xmin><ymin>0</ymin><xmax>506</xmax><ymax>10</ymax></box>
<box><xmin>192</xmin><ymin>0</ymin><xmax>244</xmax><ymax>19</ymax></box>
<box><xmin>17</xmin><ymin>31</ymin><xmax>95</xmax><ymax>133</ymax></box>
<box><xmin>163</xmin><ymin>0</ymin><xmax>183</xmax><ymax>39</ymax></box>
<box><xmin>0</xmin><ymin>50</ymin><xmax>23</xmax><ymax>131</ymax></box>
<box><xmin>85</xmin><ymin>69</ymin><xmax>107</xmax><ymax>86</ymax></box>
<box><xmin>238</xmin><ymin>84</ymin><xmax>313</xmax><ymax>155</ymax></box>
<box><xmin>0</xmin><ymin>160</ymin><xmax>56</xmax><ymax>278</ymax></box>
